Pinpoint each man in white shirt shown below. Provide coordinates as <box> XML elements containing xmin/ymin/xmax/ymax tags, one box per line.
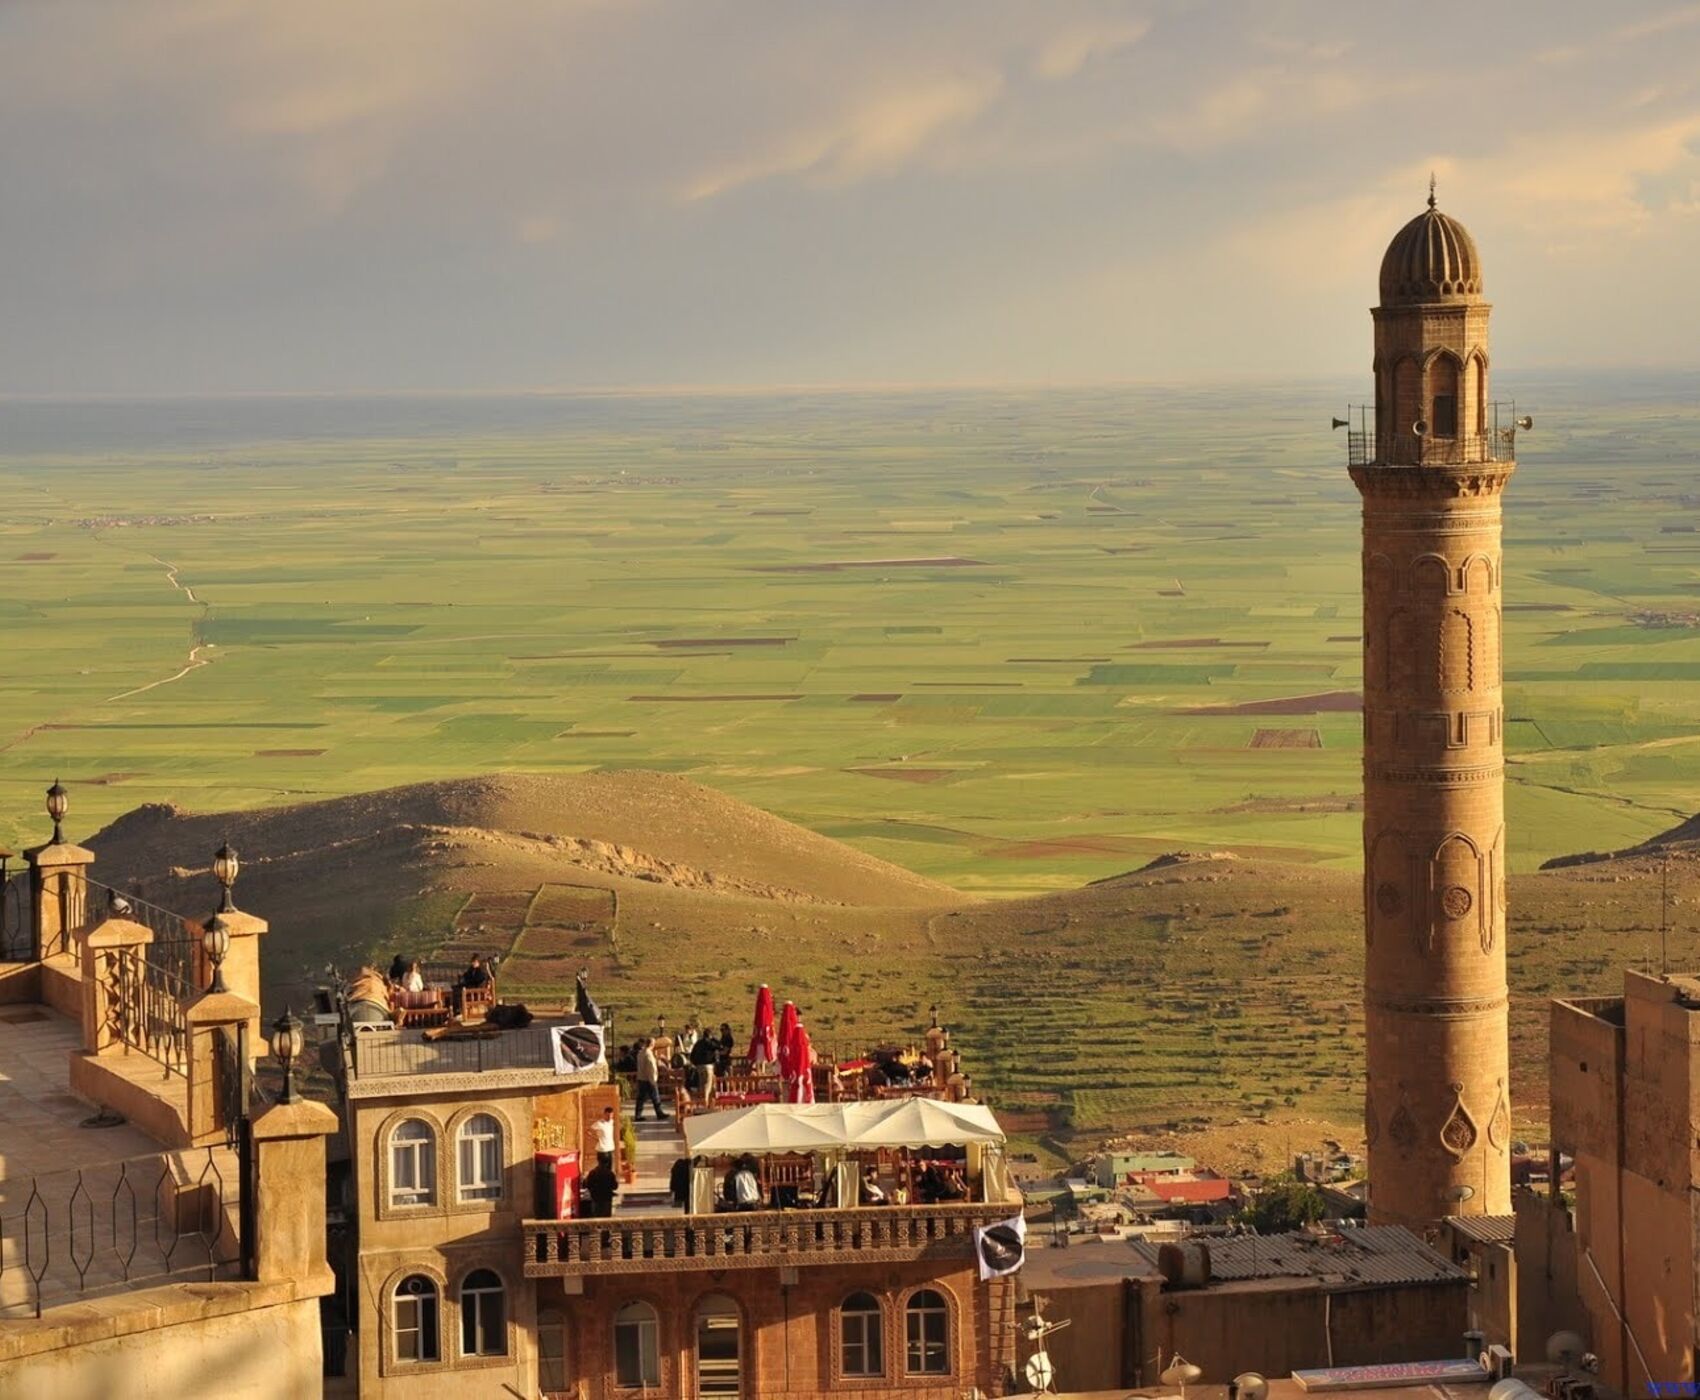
<box><xmin>592</xmin><ymin>1105</ymin><xmax>617</xmax><ymax>1168</ymax></box>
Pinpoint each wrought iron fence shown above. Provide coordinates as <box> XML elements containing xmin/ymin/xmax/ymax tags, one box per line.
<box><xmin>103</xmin><ymin>944</ymin><xmax>192</xmax><ymax>1078</ymax></box>
<box><xmin>0</xmin><ymin>873</ymin><xmax>28</xmax><ymax>962</ymax></box>
<box><xmin>0</xmin><ymin>1146</ymin><xmax>239</xmax><ymax>1319</ymax></box>
<box><xmin>1339</xmin><ymin>400</ymin><xmax>1526</xmax><ymax>468</ymax></box>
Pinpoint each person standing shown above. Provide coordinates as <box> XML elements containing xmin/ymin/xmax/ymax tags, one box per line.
<box><xmin>635</xmin><ymin>1038</ymin><xmax>668</xmax><ymax>1121</ymax></box>
<box><xmin>592</xmin><ymin>1105</ymin><xmax>617</xmax><ymax>1169</ymax></box>
<box><xmin>584</xmin><ymin>1158</ymin><xmax>619</xmax><ymax>1218</ymax></box>
<box><xmin>689</xmin><ymin>1030</ymin><xmax>720</xmax><ymax>1106</ymax></box>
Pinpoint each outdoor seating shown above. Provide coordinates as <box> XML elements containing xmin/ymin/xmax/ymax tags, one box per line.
<box><xmin>390</xmin><ymin>985</ymin><xmax>450</xmax><ymax>1028</ymax></box>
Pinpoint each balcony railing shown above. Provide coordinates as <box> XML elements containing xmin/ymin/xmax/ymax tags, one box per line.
<box><xmin>522</xmin><ymin>1199</ymin><xmax>1015</xmax><ymax>1277</ymax></box>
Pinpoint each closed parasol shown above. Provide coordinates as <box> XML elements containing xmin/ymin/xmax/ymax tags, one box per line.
<box><xmin>790</xmin><ymin>1021</ymin><xmax>817</xmax><ymax>1103</ymax></box>
<box><xmin>775</xmin><ymin>999</ymin><xmax>799</xmax><ymax>1078</ymax></box>
<box><xmin>748</xmin><ymin>984</ymin><xmax>777</xmax><ymax>1066</ymax></box>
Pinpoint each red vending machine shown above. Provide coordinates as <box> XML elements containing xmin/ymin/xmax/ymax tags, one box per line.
<box><xmin>535</xmin><ymin>1149</ymin><xmax>580</xmax><ymax>1219</ymax></box>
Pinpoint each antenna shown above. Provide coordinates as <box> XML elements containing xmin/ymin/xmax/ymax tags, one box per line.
<box><xmin>1661</xmin><ymin>854</ymin><xmax>1671</xmax><ymax>977</ymax></box>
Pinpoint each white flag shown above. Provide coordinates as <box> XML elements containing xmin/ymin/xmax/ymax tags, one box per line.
<box><xmin>551</xmin><ymin>1023</ymin><xmax>605</xmax><ymax>1075</ymax></box>
<box><xmin>974</xmin><ymin>1212</ymin><xmax>1027</xmax><ymax>1280</ymax></box>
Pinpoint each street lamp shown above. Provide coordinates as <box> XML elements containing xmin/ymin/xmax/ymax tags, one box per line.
<box><xmin>203</xmin><ymin>914</ymin><xmax>231</xmax><ymax>994</ymax></box>
<box><xmin>212</xmin><ymin>842</ymin><xmax>240</xmax><ymax>913</ymax></box>
<box><xmin>45</xmin><ymin>781</ymin><xmax>68</xmax><ymax>844</ymax></box>
<box><xmin>270</xmin><ymin>1005</ymin><xmax>305</xmax><ymax>1105</ymax></box>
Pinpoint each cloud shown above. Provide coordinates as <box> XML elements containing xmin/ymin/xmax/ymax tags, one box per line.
<box><xmin>1032</xmin><ymin>17</ymin><xmax>1151</xmax><ymax>81</ymax></box>
<box><xmin>681</xmin><ymin>70</ymin><xmax>1004</xmax><ymax>201</ymax></box>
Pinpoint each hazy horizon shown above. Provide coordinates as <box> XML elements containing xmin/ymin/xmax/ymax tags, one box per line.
<box><xmin>4</xmin><ymin>2</ymin><xmax>1699</xmax><ymax>397</ymax></box>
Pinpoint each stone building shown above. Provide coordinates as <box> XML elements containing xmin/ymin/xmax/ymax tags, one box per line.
<box><xmin>1547</xmin><ymin>968</ymin><xmax>1700</xmax><ymax>1394</ymax></box>
<box><xmin>1349</xmin><ymin>189</ymin><xmax>1524</xmax><ymax>1232</ymax></box>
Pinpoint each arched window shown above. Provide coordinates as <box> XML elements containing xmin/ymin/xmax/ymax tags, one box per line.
<box><xmin>840</xmin><ymin>1292</ymin><xmax>884</xmax><ymax>1378</ymax></box>
<box><xmin>614</xmin><ymin>1301</ymin><xmax>660</xmax><ymax>1389</ymax></box>
<box><xmin>905</xmin><ymin>1289</ymin><xmax>950</xmax><ymax>1376</ymax></box>
<box><xmin>389</xmin><ymin>1119</ymin><xmax>436</xmax><ymax>1208</ymax></box>
<box><xmin>539</xmin><ymin>1307</ymin><xmax>569</xmax><ymax>1395</ymax></box>
<box><xmin>392</xmin><ymin>1275</ymin><xmax>440</xmax><ymax>1363</ymax></box>
<box><xmin>897</xmin><ymin>1291</ymin><xmax>952</xmax><ymax>1379</ymax></box>
<box><xmin>695</xmin><ymin>1294</ymin><xmax>741</xmax><ymax>1397</ymax></box>
<box><xmin>459</xmin><ymin>1268</ymin><xmax>507</xmax><ymax>1357</ymax></box>
<box><xmin>457</xmin><ymin>1113</ymin><xmax>503</xmax><ymax>1203</ymax></box>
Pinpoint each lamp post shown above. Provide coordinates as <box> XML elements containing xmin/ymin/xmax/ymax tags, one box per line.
<box><xmin>203</xmin><ymin>914</ymin><xmax>231</xmax><ymax>995</ymax></box>
<box><xmin>271</xmin><ymin>1005</ymin><xmax>305</xmax><ymax>1106</ymax></box>
<box><xmin>212</xmin><ymin>841</ymin><xmax>240</xmax><ymax>913</ymax></box>
<box><xmin>45</xmin><ymin>780</ymin><xmax>68</xmax><ymax>845</ymax></box>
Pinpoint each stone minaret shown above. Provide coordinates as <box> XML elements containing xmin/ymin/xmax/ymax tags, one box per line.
<box><xmin>1350</xmin><ymin>188</ymin><xmax>1517</xmax><ymax>1230</ymax></box>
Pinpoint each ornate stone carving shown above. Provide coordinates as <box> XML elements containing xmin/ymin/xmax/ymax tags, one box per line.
<box><xmin>1442</xmin><ymin>885</ymin><xmax>1473</xmax><ymax>919</ymax></box>
<box><xmin>1376</xmin><ymin>882</ymin><xmax>1402</xmax><ymax>917</ymax></box>
<box><xmin>1388</xmin><ymin>1085</ymin><xmax>1417</xmax><ymax>1151</ymax></box>
<box><xmin>1487</xmin><ymin>1078</ymin><xmax>1510</xmax><ymax>1150</ymax></box>
<box><xmin>1439</xmin><ymin>1082</ymin><xmax>1478</xmax><ymax>1158</ymax></box>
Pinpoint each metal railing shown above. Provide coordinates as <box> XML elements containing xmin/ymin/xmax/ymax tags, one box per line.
<box><xmin>0</xmin><ymin>1146</ymin><xmax>238</xmax><ymax>1319</ymax></box>
<box><xmin>1340</xmin><ymin>401</ymin><xmax>1525</xmax><ymax>468</ymax></box>
<box><xmin>350</xmin><ymin>1023</ymin><xmax>587</xmax><ymax>1080</ymax></box>
<box><xmin>102</xmin><ymin>944</ymin><xmax>192</xmax><ymax>1078</ymax></box>
<box><xmin>521</xmin><ymin>1199</ymin><xmax>1012</xmax><ymax>1276</ymax></box>
<box><xmin>0</xmin><ymin>873</ymin><xmax>28</xmax><ymax>962</ymax></box>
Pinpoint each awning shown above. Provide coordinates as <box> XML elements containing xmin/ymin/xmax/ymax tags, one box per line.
<box><xmin>683</xmin><ymin>1099</ymin><xmax>1005</xmax><ymax>1157</ymax></box>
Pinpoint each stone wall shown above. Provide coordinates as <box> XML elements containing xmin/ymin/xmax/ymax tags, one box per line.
<box><xmin>0</xmin><ymin>1282</ymin><xmax>322</xmax><ymax>1400</ymax></box>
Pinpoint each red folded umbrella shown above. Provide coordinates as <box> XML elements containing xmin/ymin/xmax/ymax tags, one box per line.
<box><xmin>776</xmin><ymin>999</ymin><xmax>799</xmax><ymax>1077</ymax></box>
<box><xmin>791</xmin><ymin>1022</ymin><xmax>817</xmax><ymax>1104</ymax></box>
<box><xmin>748</xmin><ymin>984</ymin><xmax>777</xmax><ymax>1066</ymax></box>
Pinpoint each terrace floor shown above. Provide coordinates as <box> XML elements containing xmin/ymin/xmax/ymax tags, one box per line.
<box><xmin>0</xmin><ymin>1004</ymin><xmax>162</xmax><ymax>1181</ymax></box>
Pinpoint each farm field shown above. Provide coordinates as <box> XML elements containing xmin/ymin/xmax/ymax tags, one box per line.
<box><xmin>3</xmin><ymin>375</ymin><xmax>1700</xmax><ymax>894</ymax></box>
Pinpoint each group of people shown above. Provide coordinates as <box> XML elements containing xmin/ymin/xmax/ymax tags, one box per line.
<box><xmin>379</xmin><ymin>951</ymin><xmax>493</xmax><ymax>1014</ymax></box>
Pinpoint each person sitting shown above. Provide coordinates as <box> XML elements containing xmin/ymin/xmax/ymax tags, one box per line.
<box><xmin>860</xmin><ymin>1169</ymin><xmax>888</xmax><ymax>1206</ymax></box>
<box><xmin>679</xmin><ymin>1016</ymin><xmax>701</xmax><ymax>1058</ymax></box>
<box><xmin>917</xmin><ymin>1163</ymin><xmax>967</xmax><ymax>1204</ymax></box>
<box><xmin>731</xmin><ymin>1158</ymin><xmax>762</xmax><ymax>1212</ymax></box>
<box><xmin>584</xmin><ymin>1159</ymin><xmax>619</xmax><ymax>1218</ymax></box>
<box><xmin>454</xmin><ymin>954</ymin><xmax>492</xmax><ymax>1013</ymax></box>
<box><xmin>386</xmin><ymin>953</ymin><xmax>409</xmax><ymax>983</ymax></box>
<box><xmin>403</xmin><ymin>959</ymin><xmax>425</xmax><ymax>994</ymax></box>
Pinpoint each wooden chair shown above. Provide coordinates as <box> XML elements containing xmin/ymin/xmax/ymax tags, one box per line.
<box><xmin>390</xmin><ymin>985</ymin><xmax>450</xmax><ymax>1028</ymax></box>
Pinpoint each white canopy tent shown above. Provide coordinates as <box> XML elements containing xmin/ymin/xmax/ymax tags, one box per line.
<box><xmin>683</xmin><ymin>1099</ymin><xmax>1005</xmax><ymax>1156</ymax></box>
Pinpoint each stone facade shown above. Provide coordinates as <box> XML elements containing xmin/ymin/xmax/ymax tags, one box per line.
<box><xmin>1352</xmin><ymin>199</ymin><xmax>1514</xmax><ymax>1231</ymax></box>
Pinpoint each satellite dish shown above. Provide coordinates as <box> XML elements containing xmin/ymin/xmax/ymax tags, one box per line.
<box><xmin>1546</xmin><ymin>1330</ymin><xmax>1586</xmax><ymax>1367</ymax></box>
<box><xmin>1162</xmin><ymin>1357</ymin><xmax>1204</xmax><ymax>1391</ymax></box>
<box><xmin>1447</xmin><ymin>1184</ymin><xmax>1476</xmax><ymax>1204</ymax></box>
<box><xmin>1024</xmin><ymin>1353</ymin><xmax>1056</xmax><ymax>1393</ymax></box>
<box><xmin>1412</xmin><ymin>420</ymin><xmax>1429</xmax><ymax>437</ymax></box>
<box><xmin>1236</xmin><ymin>1374</ymin><xmax>1270</xmax><ymax>1400</ymax></box>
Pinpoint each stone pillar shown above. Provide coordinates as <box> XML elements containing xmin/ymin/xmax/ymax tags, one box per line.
<box><xmin>77</xmin><ymin>915</ymin><xmax>154</xmax><ymax>1054</ymax></box>
<box><xmin>186</xmin><ymin>989</ymin><xmax>260</xmax><ymax>1148</ymax></box>
<box><xmin>24</xmin><ymin>839</ymin><xmax>95</xmax><ymax>961</ymax></box>
<box><xmin>250</xmin><ymin>1097</ymin><xmax>338</xmax><ymax>1293</ymax></box>
<box><xmin>196</xmin><ymin>908</ymin><xmax>269</xmax><ymax>1045</ymax></box>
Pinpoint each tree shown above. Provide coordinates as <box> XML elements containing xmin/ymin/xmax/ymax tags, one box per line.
<box><xmin>1241</xmin><ymin>1177</ymin><xmax>1328</xmax><ymax>1234</ymax></box>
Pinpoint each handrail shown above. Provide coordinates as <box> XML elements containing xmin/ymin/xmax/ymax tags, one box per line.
<box><xmin>0</xmin><ymin>1146</ymin><xmax>238</xmax><ymax>1319</ymax></box>
<box><xmin>521</xmin><ymin>1198</ymin><xmax>1012</xmax><ymax>1275</ymax></box>
<box><xmin>103</xmin><ymin>943</ymin><xmax>192</xmax><ymax>1078</ymax></box>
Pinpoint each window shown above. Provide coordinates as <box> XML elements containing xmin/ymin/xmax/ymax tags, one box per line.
<box><xmin>389</xmin><ymin>1120</ymin><xmax>436</xmax><ymax>1207</ymax></box>
<box><xmin>840</xmin><ymin>1292</ymin><xmax>884</xmax><ymax>1378</ymax></box>
<box><xmin>459</xmin><ymin>1268</ymin><xmax>507</xmax><ymax>1357</ymax></box>
<box><xmin>392</xmin><ymin>1275</ymin><xmax>440</xmax><ymax>1364</ymax></box>
<box><xmin>457</xmin><ymin>1113</ymin><xmax>503</xmax><ymax>1203</ymax></box>
<box><xmin>905</xmin><ymin>1289</ymin><xmax>949</xmax><ymax>1376</ymax></box>
<box><xmin>695</xmin><ymin>1294</ymin><xmax>741</xmax><ymax>1397</ymax></box>
<box><xmin>614</xmin><ymin>1301</ymin><xmax>660</xmax><ymax>1389</ymax></box>
<box><xmin>539</xmin><ymin>1308</ymin><xmax>569</xmax><ymax>1395</ymax></box>
<box><xmin>1432</xmin><ymin>393</ymin><xmax>1458</xmax><ymax>438</ymax></box>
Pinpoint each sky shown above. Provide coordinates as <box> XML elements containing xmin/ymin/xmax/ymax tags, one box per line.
<box><xmin>3</xmin><ymin>0</ymin><xmax>1699</xmax><ymax>397</ymax></box>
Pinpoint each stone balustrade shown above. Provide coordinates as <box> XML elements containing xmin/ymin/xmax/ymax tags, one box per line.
<box><xmin>522</xmin><ymin>1198</ymin><xmax>1012</xmax><ymax>1277</ymax></box>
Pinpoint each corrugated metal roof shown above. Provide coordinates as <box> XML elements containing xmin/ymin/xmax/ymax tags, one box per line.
<box><xmin>1442</xmin><ymin>1213</ymin><xmax>1516</xmax><ymax>1244</ymax></box>
<box><xmin>1126</xmin><ymin>1225</ymin><xmax>1465</xmax><ymax>1289</ymax></box>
